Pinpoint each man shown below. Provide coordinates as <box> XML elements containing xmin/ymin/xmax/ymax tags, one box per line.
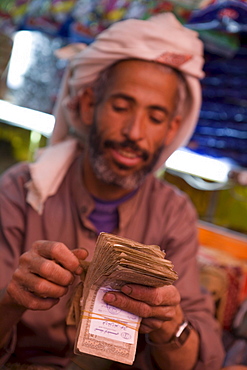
<box><xmin>0</xmin><ymin>13</ymin><xmax>225</xmax><ymax>370</ymax></box>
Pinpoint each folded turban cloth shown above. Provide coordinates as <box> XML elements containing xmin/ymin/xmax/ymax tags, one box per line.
<box><xmin>51</xmin><ymin>12</ymin><xmax>204</xmax><ymax>164</ymax></box>
<box><xmin>27</xmin><ymin>12</ymin><xmax>205</xmax><ymax>213</ymax></box>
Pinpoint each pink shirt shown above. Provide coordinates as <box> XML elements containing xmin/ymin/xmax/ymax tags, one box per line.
<box><xmin>0</xmin><ymin>154</ymin><xmax>225</xmax><ymax>369</ymax></box>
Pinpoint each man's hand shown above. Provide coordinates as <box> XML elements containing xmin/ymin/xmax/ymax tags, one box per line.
<box><xmin>103</xmin><ymin>283</ymin><xmax>183</xmax><ymax>341</ymax></box>
<box><xmin>6</xmin><ymin>240</ymin><xmax>88</xmax><ymax>311</ymax></box>
<box><xmin>103</xmin><ymin>284</ymin><xmax>200</xmax><ymax>370</ymax></box>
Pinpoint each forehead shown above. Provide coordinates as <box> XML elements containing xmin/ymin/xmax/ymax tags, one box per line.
<box><xmin>101</xmin><ymin>59</ymin><xmax>179</xmax><ymax>105</ymax></box>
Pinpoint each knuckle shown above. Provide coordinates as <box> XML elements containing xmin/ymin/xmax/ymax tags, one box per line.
<box><xmin>143</xmin><ymin>318</ymin><xmax>163</xmax><ymax>330</ymax></box>
<box><xmin>154</xmin><ymin>321</ymin><xmax>163</xmax><ymax>330</ymax></box>
<box><xmin>165</xmin><ymin>306</ymin><xmax>176</xmax><ymax>320</ymax></box>
<box><xmin>35</xmin><ymin>279</ymin><xmax>48</xmax><ymax>295</ymax></box>
<box><xmin>32</xmin><ymin>240</ymin><xmax>46</xmax><ymax>252</ymax></box>
<box><xmin>39</xmin><ymin>259</ymin><xmax>54</xmax><ymax>277</ymax></box>
<box><xmin>6</xmin><ymin>281</ymin><xmax>18</xmax><ymax>299</ymax></box>
<box><xmin>153</xmin><ymin>292</ymin><xmax>163</xmax><ymax>306</ymax></box>
<box><xmin>12</xmin><ymin>267</ymin><xmax>22</xmax><ymax>280</ymax></box>
<box><xmin>19</xmin><ymin>251</ymin><xmax>30</xmax><ymax>264</ymax></box>
<box><xmin>12</xmin><ymin>268</ymin><xmax>29</xmax><ymax>288</ymax></box>
<box><xmin>59</xmin><ymin>270</ymin><xmax>75</xmax><ymax>287</ymax></box>
<box><xmin>50</xmin><ymin>242</ymin><xmax>66</xmax><ymax>256</ymax></box>
<box><xmin>140</xmin><ymin>325</ymin><xmax>151</xmax><ymax>334</ymax></box>
<box><xmin>31</xmin><ymin>240</ymin><xmax>40</xmax><ymax>249</ymax></box>
<box><xmin>140</xmin><ymin>304</ymin><xmax>152</xmax><ymax>318</ymax></box>
<box><xmin>149</xmin><ymin>289</ymin><xmax>163</xmax><ymax>306</ymax></box>
<box><xmin>28</xmin><ymin>299</ymin><xmax>43</xmax><ymax>310</ymax></box>
<box><xmin>28</xmin><ymin>298</ymin><xmax>57</xmax><ymax>311</ymax></box>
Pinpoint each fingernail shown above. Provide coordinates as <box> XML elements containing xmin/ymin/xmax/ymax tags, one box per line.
<box><xmin>104</xmin><ymin>293</ymin><xmax>116</xmax><ymax>303</ymax></box>
<box><xmin>121</xmin><ymin>285</ymin><xmax>132</xmax><ymax>295</ymax></box>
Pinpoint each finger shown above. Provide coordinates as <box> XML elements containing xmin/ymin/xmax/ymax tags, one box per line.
<box><xmin>13</xmin><ymin>266</ymin><xmax>69</xmax><ymax>298</ymax></box>
<box><xmin>139</xmin><ymin>319</ymin><xmax>164</xmax><ymax>334</ymax></box>
<box><xmin>121</xmin><ymin>284</ymin><xmax>180</xmax><ymax>307</ymax></box>
<box><xmin>72</xmin><ymin>248</ymin><xmax>89</xmax><ymax>274</ymax></box>
<box><xmin>20</xmin><ymin>252</ymin><xmax>75</xmax><ymax>286</ymax></box>
<box><xmin>140</xmin><ymin>317</ymin><xmax>167</xmax><ymax>333</ymax></box>
<box><xmin>103</xmin><ymin>291</ymin><xmax>152</xmax><ymax>318</ymax></box>
<box><xmin>33</xmin><ymin>241</ymin><xmax>83</xmax><ymax>274</ymax></box>
<box><xmin>104</xmin><ymin>291</ymin><xmax>178</xmax><ymax>320</ymax></box>
<box><xmin>7</xmin><ymin>280</ymin><xmax>59</xmax><ymax>311</ymax></box>
<box><xmin>72</xmin><ymin>248</ymin><xmax>88</xmax><ymax>260</ymax></box>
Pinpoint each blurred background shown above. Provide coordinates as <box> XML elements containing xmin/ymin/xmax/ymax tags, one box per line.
<box><xmin>0</xmin><ymin>0</ymin><xmax>247</xmax><ymax>234</ymax></box>
<box><xmin>0</xmin><ymin>1</ymin><xmax>247</xmax><ymax>365</ymax></box>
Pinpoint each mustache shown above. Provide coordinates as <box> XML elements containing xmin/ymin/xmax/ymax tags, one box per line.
<box><xmin>104</xmin><ymin>140</ymin><xmax>150</xmax><ymax>161</ymax></box>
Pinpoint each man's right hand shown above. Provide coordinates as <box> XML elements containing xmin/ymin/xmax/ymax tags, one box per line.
<box><xmin>6</xmin><ymin>240</ymin><xmax>88</xmax><ymax>311</ymax></box>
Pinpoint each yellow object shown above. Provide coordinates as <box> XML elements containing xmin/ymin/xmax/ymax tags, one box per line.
<box><xmin>106</xmin><ymin>9</ymin><xmax>126</xmax><ymax>21</ymax></box>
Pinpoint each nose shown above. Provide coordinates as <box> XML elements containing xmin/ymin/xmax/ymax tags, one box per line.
<box><xmin>121</xmin><ymin>112</ymin><xmax>145</xmax><ymax>142</ymax></box>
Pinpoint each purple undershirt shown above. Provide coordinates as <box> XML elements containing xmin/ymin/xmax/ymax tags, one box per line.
<box><xmin>89</xmin><ymin>189</ymin><xmax>137</xmax><ymax>234</ymax></box>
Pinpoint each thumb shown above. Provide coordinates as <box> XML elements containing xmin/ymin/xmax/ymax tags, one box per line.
<box><xmin>72</xmin><ymin>248</ymin><xmax>88</xmax><ymax>261</ymax></box>
<box><xmin>72</xmin><ymin>248</ymin><xmax>89</xmax><ymax>275</ymax></box>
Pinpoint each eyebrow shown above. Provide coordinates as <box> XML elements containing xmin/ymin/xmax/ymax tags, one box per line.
<box><xmin>110</xmin><ymin>93</ymin><xmax>169</xmax><ymax>116</ymax></box>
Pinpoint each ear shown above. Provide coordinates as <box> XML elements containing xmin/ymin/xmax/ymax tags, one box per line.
<box><xmin>164</xmin><ymin>115</ymin><xmax>182</xmax><ymax>146</ymax></box>
<box><xmin>79</xmin><ymin>87</ymin><xmax>95</xmax><ymax>126</ymax></box>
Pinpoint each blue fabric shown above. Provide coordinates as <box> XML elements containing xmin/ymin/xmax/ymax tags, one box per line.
<box><xmin>89</xmin><ymin>190</ymin><xmax>137</xmax><ymax>234</ymax></box>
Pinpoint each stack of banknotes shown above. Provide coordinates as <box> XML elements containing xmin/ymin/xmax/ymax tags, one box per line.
<box><xmin>74</xmin><ymin>232</ymin><xmax>178</xmax><ymax>365</ymax></box>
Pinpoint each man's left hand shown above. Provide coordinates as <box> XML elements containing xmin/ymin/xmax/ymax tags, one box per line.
<box><xmin>103</xmin><ymin>284</ymin><xmax>183</xmax><ymax>340</ymax></box>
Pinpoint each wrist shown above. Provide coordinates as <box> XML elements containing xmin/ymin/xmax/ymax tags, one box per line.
<box><xmin>3</xmin><ymin>287</ymin><xmax>27</xmax><ymax>312</ymax></box>
<box><xmin>146</xmin><ymin>320</ymin><xmax>192</xmax><ymax>349</ymax></box>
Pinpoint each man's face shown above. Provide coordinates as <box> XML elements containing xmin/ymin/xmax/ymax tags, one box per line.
<box><xmin>83</xmin><ymin>60</ymin><xmax>181</xmax><ymax>190</ymax></box>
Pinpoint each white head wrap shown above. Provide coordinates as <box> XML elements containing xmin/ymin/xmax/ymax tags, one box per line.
<box><xmin>51</xmin><ymin>12</ymin><xmax>204</xmax><ymax>164</ymax></box>
<box><xmin>27</xmin><ymin>12</ymin><xmax>205</xmax><ymax>213</ymax></box>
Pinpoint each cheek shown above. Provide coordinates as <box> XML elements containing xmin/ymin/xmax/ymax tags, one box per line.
<box><xmin>98</xmin><ymin>125</ymin><xmax>120</xmax><ymax>141</ymax></box>
<box><xmin>147</xmin><ymin>128</ymin><xmax>168</xmax><ymax>152</ymax></box>
<box><xmin>94</xmin><ymin>111</ymin><xmax>113</xmax><ymax>139</ymax></box>
<box><xmin>95</xmin><ymin>114</ymin><xmax>125</xmax><ymax>142</ymax></box>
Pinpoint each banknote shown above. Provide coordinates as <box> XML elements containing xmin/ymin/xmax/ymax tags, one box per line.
<box><xmin>74</xmin><ymin>232</ymin><xmax>178</xmax><ymax>365</ymax></box>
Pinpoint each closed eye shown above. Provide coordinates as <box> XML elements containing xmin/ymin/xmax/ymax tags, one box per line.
<box><xmin>150</xmin><ymin>116</ymin><xmax>163</xmax><ymax>124</ymax></box>
<box><xmin>112</xmin><ymin>101</ymin><xmax>130</xmax><ymax>113</ymax></box>
<box><xmin>149</xmin><ymin>105</ymin><xmax>169</xmax><ymax>124</ymax></box>
<box><xmin>149</xmin><ymin>111</ymin><xmax>166</xmax><ymax>125</ymax></box>
<box><xmin>112</xmin><ymin>105</ymin><xmax>128</xmax><ymax>112</ymax></box>
<box><xmin>110</xmin><ymin>95</ymin><xmax>132</xmax><ymax>112</ymax></box>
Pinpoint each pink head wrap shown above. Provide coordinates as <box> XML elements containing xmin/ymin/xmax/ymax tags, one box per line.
<box><xmin>51</xmin><ymin>12</ymin><xmax>204</xmax><ymax>165</ymax></box>
<box><xmin>27</xmin><ymin>12</ymin><xmax>205</xmax><ymax>214</ymax></box>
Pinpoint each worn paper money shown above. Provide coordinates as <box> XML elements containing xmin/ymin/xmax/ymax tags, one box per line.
<box><xmin>75</xmin><ymin>232</ymin><xmax>178</xmax><ymax>365</ymax></box>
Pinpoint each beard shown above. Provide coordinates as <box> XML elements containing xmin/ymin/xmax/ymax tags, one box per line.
<box><xmin>88</xmin><ymin>121</ymin><xmax>164</xmax><ymax>190</ymax></box>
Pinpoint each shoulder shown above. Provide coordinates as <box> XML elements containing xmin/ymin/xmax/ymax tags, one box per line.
<box><xmin>142</xmin><ymin>174</ymin><xmax>197</xmax><ymax>218</ymax></box>
<box><xmin>140</xmin><ymin>175</ymin><xmax>198</xmax><ymax>253</ymax></box>
<box><xmin>0</xmin><ymin>162</ymin><xmax>31</xmax><ymax>205</ymax></box>
<box><xmin>0</xmin><ymin>162</ymin><xmax>30</xmax><ymax>187</ymax></box>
